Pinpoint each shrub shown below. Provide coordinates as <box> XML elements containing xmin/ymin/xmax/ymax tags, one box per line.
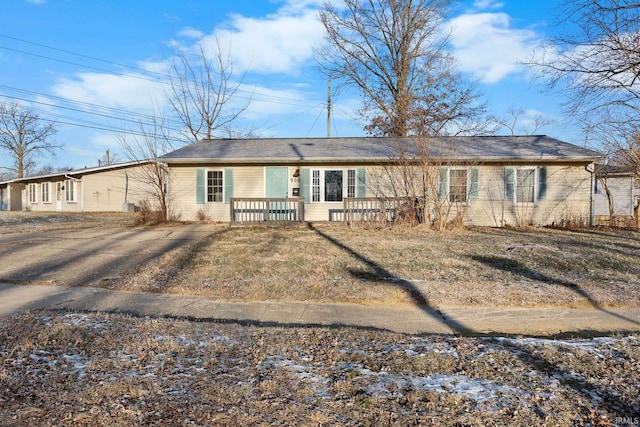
<box><xmin>134</xmin><ymin>200</ymin><xmax>165</xmax><ymax>225</ymax></box>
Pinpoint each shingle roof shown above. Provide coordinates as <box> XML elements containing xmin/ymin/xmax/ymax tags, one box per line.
<box><xmin>159</xmin><ymin>136</ymin><xmax>603</xmax><ymax>164</ymax></box>
<box><xmin>0</xmin><ymin>160</ymin><xmax>152</xmax><ymax>185</ymax></box>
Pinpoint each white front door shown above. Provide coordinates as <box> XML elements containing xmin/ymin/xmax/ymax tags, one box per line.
<box><xmin>56</xmin><ymin>182</ymin><xmax>63</xmax><ymax>211</ymax></box>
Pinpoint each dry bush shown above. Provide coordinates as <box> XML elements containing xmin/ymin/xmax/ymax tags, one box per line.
<box><xmin>134</xmin><ymin>201</ymin><xmax>165</xmax><ymax>225</ymax></box>
<box><xmin>195</xmin><ymin>208</ymin><xmax>209</xmax><ymax>223</ymax></box>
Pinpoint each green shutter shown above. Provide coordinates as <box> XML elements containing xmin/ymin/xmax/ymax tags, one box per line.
<box><xmin>504</xmin><ymin>167</ymin><xmax>515</xmax><ymax>200</ymax></box>
<box><xmin>437</xmin><ymin>167</ymin><xmax>448</xmax><ymax>200</ymax></box>
<box><xmin>537</xmin><ymin>167</ymin><xmax>547</xmax><ymax>200</ymax></box>
<box><xmin>196</xmin><ymin>169</ymin><xmax>205</xmax><ymax>204</ymax></box>
<box><xmin>224</xmin><ymin>168</ymin><xmax>233</xmax><ymax>204</ymax></box>
<box><xmin>300</xmin><ymin>168</ymin><xmax>310</xmax><ymax>203</ymax></box>
<box><xmin>469</xmin><ymin>168</ymin><xmax>479</xmax><ymax>200</ymax></box>
<box><xmin>356</xmin><ymin>168</ymin><xmax>366</xmax><ymax>197</ymax></box>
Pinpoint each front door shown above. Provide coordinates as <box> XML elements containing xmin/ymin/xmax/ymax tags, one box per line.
<box><xmin>56</xmin><ymin>182</ymin><xmax>63</xmax><ymax>211</ymax></box>
<box><xmin>265</xmin><ymin>167</ymin><xmax>289</xmax><ymax>220</ymax></box>
<box><xmin>266</xmin><ymin>167</ymin><xmax>288</xmax><ymax>198</ymax></box>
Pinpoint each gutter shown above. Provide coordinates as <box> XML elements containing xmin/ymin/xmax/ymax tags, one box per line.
<box><xmin>160</xmin><ymin>156</ymin><xmax>604</xmax><ymax>165</ymax></box>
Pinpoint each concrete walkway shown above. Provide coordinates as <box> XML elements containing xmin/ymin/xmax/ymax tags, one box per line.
<box><xmin>1</xmin><ymin>283</ymin><xmax>640</xmax><ymax>336</ymax></box>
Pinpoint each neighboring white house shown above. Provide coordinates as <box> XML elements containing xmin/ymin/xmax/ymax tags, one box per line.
<box><xmin>0</xmin><ymin>161</ymin><xmax>156</xmax><ymax>212</ymax></box>
<box><xmin>159</xmin><ymin>136</ymin><xmax>604</xmax><ymax>227</ymax></box>
<box><xmin>593</xmin><ymin>165</ymin><xmax>638</xmax><ymax>226</ymax></box>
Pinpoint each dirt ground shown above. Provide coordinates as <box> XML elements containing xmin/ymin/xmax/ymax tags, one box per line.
<box><xmin>0</xmin><ymin>213</ymin><xmax>213</xmax><ymax>286</ymax></box>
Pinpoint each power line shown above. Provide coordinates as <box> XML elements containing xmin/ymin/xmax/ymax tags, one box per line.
<box><xmin>0</xmin><ymin>93</ymin><xmax>185</xmax><ymax>136</ymax></box>
<box><xmin>0</xmin><ymin>85</ymin><xmax>184</xmax><ymax>128</ymax></box>
<box><xmin>0</xmin><ymin>34</ymin><xmax>347</xmax><ymax>138</ymax></box>
<box><xmin>0</xmin><ymin>34</ymin><xmax>324</xmax><ymax>107</ymax></box>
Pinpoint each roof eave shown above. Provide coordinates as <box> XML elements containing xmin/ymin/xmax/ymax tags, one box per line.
<box><xmin>161</xmin><ymin>155</ymin><xmax>603</xmax><ymax>165</ymax></box>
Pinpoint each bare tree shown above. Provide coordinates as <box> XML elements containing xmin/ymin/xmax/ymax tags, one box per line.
<box><xmin>492</xmin><ymin>107</ymin><xmax>556</xmax><ymax>136</ymax></box>
<box><xmin>531</xmin><ymin>1</ymin><xmax>640</xmax><ymax>149</ymax></box>
<box><xmin>117</xmin><ymin>117</ymin><xmax>176</xmax><ymax>223</ymax></box>
<box><xmin>165</xmin><ymin>39</ymin><xmax>250</xmax><ymax>142</ymax></box>
<box><xmin>366</xmin><ymin>136</ymin><xmax>479</xmax><ymax>230</ymax></box>
<box><xmin>316</xmin><ymin>0</ymin><xmax>487</xmax><ymax>137</ymax></box>
<box><xmin>0</xmin><ymin>102</ymin><xmax>60</xmax><ymax>178</ymax></box>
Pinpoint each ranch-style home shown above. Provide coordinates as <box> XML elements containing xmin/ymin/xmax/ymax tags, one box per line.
<box><xmin>0</xmin><ymin>161</ymin><xmax>156</xmax><ymax>213</ymax></box>
<box><xmin>159</xmin><ymin>135</ymin><xmax>603</xmax><ymax>227</ymax></box>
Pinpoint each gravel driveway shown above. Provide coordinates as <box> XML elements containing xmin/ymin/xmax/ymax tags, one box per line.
<box><xmin>0</xmin><ymin>224</ymin><xmax>214</xmax><ymax>286</ymax></box>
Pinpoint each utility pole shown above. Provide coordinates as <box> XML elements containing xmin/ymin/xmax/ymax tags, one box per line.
<box><xmin>327</xmin><ymin>79</ymin><xmax>331</xmax><ymax>138</ymax></box>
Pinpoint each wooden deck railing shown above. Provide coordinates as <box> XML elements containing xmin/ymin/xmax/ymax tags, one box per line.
<box><xmin>230</xmin><ymin>198</ymin><xmax>305</xmax><ymax>224</ymax></box>
<box><xmin>343</xmin><ymin>197</ymin><xmax>408</xmax><ymax>225</ymax></box>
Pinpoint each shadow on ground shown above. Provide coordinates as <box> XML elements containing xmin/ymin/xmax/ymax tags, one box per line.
<box><xmin>307</xmin><ymin>224</ymin><xmax>639</xmax><ymax>419</ymax></box>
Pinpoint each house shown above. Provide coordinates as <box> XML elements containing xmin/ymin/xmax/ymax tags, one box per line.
<box><xmin>159</xmin><ymin>136</ymin><xmax>603</xmax><ymax>227</ymax></box>
<box><xmin>0</xmin><ymin>161</ymin><xmax>157</xmax><ymax>213</ymax></box>
<box><xmin>593</xmin><ymin>165</ymin><xmax>639</xmax><ymax>227</ymax></box>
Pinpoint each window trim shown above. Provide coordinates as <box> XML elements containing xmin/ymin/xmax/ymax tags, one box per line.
<box><xmin>505</xmin><ymin>167</ymin><xmax>544</xmax><ymax>205</ymax></box>
<box><xmin>309</xmin><ymin>168</ymin><xmax>359</xmax><ymax>203</ymax></box>
<box><xmin>41</xmin><ymin>182</ymin><xmax>51</xmax><ymax>203</ymax></box>
<box><xmin>206</xmin><ymin>169</ymin><xmax>224</xmax><ymax>203</ymax></box>
<box><xmin>65</xmin><ymin>180</ymin><xmax>76</xmax><ymax>202</ymax></box>
<box><xmin>448</xmin><ymin>168</ymin><xmax>469</xmax><ymax>203</ymax></box>
<box><xmin>28</xmin><ymin>183</ymin><xmax>37</xmax><ymax>204</ymax></box>
<box><xmin>515</xmin><ymin>167</ymin><xmax>536</xmax><ymax>204</ymax></box>
<box><xmin>438</xmin><ymin>167</ymin><xmax>479</xmax><ymax>204</ymax></box>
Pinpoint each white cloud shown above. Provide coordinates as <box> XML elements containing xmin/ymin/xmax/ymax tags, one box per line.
<box><xmin>25</xmin><ymin>0</ymin><xmax>47</xmax><ymax>4</ymax></box>
<box><xmin>240</xmin><ymin>84</ymin><xmax>317</xmax><ymax>121</ymax></box>
<box><xmin>47</xmin><ymin>1</ymin><xmax>330</xmax><ymax>143</ymax></box>
<box><xmin>472</xmin><ymin>0</ymin><xmax>504</xmax><ymax>10</ymax></box>
<box><xmin>177</xmin><ymin>27</ymin><xmax>205</xmax><ymax>39</ymax></box>
<box><xmin>447</xmin><ymin>12</ymin><xmax>542</xmax><ymax>83</ymax></box>
<box><xmin>206</xmin><ymin>6</ymin><xmax>325</xmax><ymax>75</ymax></box>
<box><xmin>51</xmin><ymin>72</ymin><xmax>165</xmax><ymax>111</ymax></box>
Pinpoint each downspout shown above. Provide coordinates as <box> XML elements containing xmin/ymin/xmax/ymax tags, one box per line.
<box><xmin>124</xmin><ymin>171</ymin><xmax>129</xmax><ymax>204</ymax></box>
<box><xmin>585</xmin><ymin>164</ymin><xmax>595</xmax><ymax>226</ymax></box>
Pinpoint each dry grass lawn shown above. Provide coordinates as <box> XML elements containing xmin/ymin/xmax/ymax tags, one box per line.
<box><xmin>1</xmin><ymin>213</ymin><xmax>639</xmax><ymax>425</ymax></box>
<box><xmin>1</xmin><ymin>212</ymin><xmax>639</xmax><ymax>308</ymax></box>
<box><xmin>108</xmin><ymin>223</ymin><xmax>640</xmax><ymax>309</ymax></box>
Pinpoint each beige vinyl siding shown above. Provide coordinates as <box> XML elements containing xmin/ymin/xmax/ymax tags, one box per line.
<box><xmin>168</xmin><ymin>163</ymin><xmax>594</xmax><ymax>226</ymax></box>
<box><xmin>365</xmin><ymin>164</ymin><xmax>592</xmax><ymax>227</ymax></box>
<box><xmin>456</xmin><ymin>165</ymin><xmax>592</xmax><ymax>227</ymax></box>
<box><xmin>17</xmin><ymin>164</ymin><xmax>157</xmax><ymax>213</ymax></box>
<box><xmin>169</xmin><ymin>166</ymin><xmax>266</xmax><ymax>222</ymax></box>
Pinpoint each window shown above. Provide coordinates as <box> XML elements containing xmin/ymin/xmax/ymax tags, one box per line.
<box><xmin>65</xmin><ymin>180</ymin><xmax>76</xmax><ymax>202</ymax></box>
<box><xmin>28</xmin><ymin>184</ymin><xmax>37</xmax><ymax>203</ymax></box>
<box><xmin>347</xmin><ymin>170</ymin><xmax>356</xmax><ymax>198</ymax></box>
<box><xmin>516</xmin><ymin>168</ymin><xmax>535</xmax><ymax>203</ymax></box>
<box><xmin>41</xmin><ymin>182</ymin><xmax>50</xmax><ymax>203</ymax></box>
<box><xmin>438</xmin><ymin>168</ymin><xmax>479</xmax><ymax>203</ymax></box>
<box><xmin>305</xmin><ymin>168</ymin><xmax>363</xmax><ymax>203</ymax></box>
<box><xmin>504</xmin><ymin>167</ymin><xmax>547</xmax><ymax>204</ymax></box>
<box><xmin>312</xmin><ymin>170</ymin><xmax>320</xmax><ymax>202</ymax></box>
<box><xmin>324</xmin><ymin>170</ymin><xmax>343</xmax><ymax>202</ymax></box>
<box><xmin>449</xmin><ymin>169</ymin><xmax>468</xmax><ymax>203</ymax></box>
<box><xmin>207</xmin><ymin>170</ymin><xmax>223</xmax><ymax>202</ymax></box>
<box><xmin>196</xmin><ymin>169</ymin><xmax>233</xmax><ymax>204</ymax></box>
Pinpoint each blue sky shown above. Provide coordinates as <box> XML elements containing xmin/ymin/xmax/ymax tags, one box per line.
<box><xmin>0</xmin><ymin>0</ymin><xmax>576</xmax><ymax>171</ymax></box>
